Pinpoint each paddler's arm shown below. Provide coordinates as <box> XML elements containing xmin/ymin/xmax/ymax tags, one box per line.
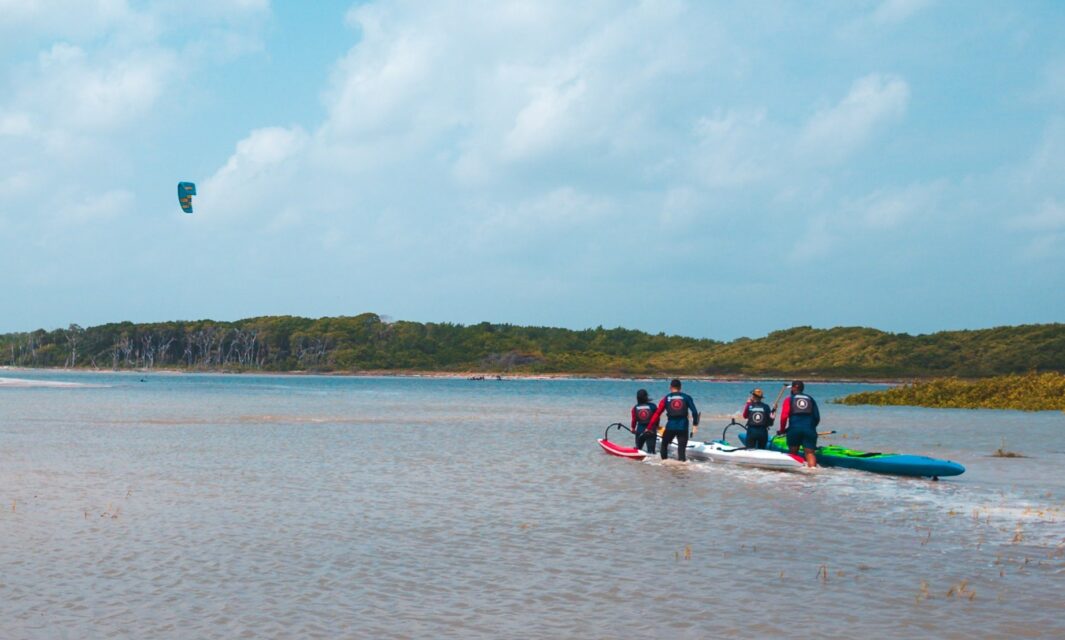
<box><xmin>741</xmin><ymin>401</ymin><xmax>751</xmax><ymax>419</ymax></box>
<box><xmin>689</xmin><ymin>395</ymin><xmax>699</xmax><ymax>435</ymax></box>
<box><xmin>647</xmin><ymin>397</ymin><xmax>667</xmax><ymax>431</ymax></box>
<box><xmin>812</xmin><ymin>399</ymin><xmax>821</xmax><ymax>429</ymax></box>
<box><xmin>777</xmin><ymin>396</ymin><xmax>790</xmax><ymax>435</ymax></box>
<box><xmin>630</xmin><ymin>406</ymin><xmax>637</xmax><ymax>433</ymax></box>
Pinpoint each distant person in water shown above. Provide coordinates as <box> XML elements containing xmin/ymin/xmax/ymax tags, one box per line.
<box><xmin>777</xmin><ymin>380</ymin><xmax>820</xmax><ymax>467</ymax></box>
<box><xmin>647</xmin><ymin>379</ymin><xmax>699</xmax><ymax>462</ymax></box>
<box><xmin>631</xmin><ymin>389</ymin><xmax>657</xmax><ymax>454</ymax></box>
<box><xmin>741</xmin><ymin>388</ymin><xmax>774</xmax><ymax>449</ymax></box>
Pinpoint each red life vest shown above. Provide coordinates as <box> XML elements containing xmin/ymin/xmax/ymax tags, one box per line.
<box><xmin>666</xmin><ymin>394</ymin><xmax>688</xmax><ymax>419</ymax></box>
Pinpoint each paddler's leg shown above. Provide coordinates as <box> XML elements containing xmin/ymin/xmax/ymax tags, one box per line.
<box><xmin>634</xmin><ymin>426</ymin><xmax>644</xmax><ymax>449</ymax></box>
<box><xmin>660</xmin><ymin>431</ymin><xmax>675</xmax><ymax>460</ymax></box>
<box><xmin>675</xmin><ymin>430</ymin><xmax>688</xmax><ymax>462</ymax></box>
<box><xmin>786</xmin><ymin>428</ymin><xmax>802</xmax><ymax>457</ymax></box>
<box><xmin>801</xmin><ymin>428</ymin><xmax>818</xmax><ymax>468</ymax></box>
<box><xmin>636</xmin><ymin>428</ymin><xmax>655</xmax><ymax>454</ymax></box>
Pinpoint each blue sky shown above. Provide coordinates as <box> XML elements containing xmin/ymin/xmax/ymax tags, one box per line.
<box><xmin>1</xmin><ymin>0</ymin><xmax>1063</xmax><ymax>340</ymax></box>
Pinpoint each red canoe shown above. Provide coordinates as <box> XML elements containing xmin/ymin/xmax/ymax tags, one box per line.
<box><xmin>596</xmin><ymin>421</ymin><xmax>643</xmax><ymax>462</ymax></box>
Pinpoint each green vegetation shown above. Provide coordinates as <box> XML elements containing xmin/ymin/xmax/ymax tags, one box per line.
<box><xmin>835</xmin><ymin>372</ymin><xmax>1065</xmax><ymax>410</ymax></box>
<box><xmin>1</xmin><ymin>315</ymin><xmax>1064</xmax><ymax>379</ymax></box>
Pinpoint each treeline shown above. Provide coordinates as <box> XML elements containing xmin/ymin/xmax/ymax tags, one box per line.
<box><xmin>1</xmin><ymin>314</ymin><xmax>1064</xmax><ymax>378</ymax></box>
<box><xmin>835</xmin><ymin>372</ymin><xmax>1065</xmax><ymax>411</ymax></box>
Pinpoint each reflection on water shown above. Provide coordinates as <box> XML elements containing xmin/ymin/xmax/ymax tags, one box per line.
<box><xmin>1</xmin><ymin>371</ymin><xmax>1063</xmax><ymax>639</ymax></box>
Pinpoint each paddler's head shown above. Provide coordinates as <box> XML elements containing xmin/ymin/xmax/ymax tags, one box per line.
<box><xmin>670</xmin><ymin>378</ymin><xmax>682</xmax><ymax>391</ymax></box>
<box><xmin>790</xmin><ymin>380</ymin><xmax>805</xmax><ymax>393</ymax></box>
<box><xmin>636</xmin><ymin>389</ymin><xmax>649</xmax><ymax>404</ymax></box>
<box><xmin>750</xmin><ymin>388</ymin><xmax>764</xmax><ymax>400</ymax></box>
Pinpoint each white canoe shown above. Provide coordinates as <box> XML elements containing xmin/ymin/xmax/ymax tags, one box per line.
<box><xmin>663</xmin><ymin>438</ymin><xmax>805</xmax><ymax>471</ymax></box>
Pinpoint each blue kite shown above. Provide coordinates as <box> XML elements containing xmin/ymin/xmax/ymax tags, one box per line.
<box><xmin>177</xmin><ymin>181</ymin><xmax>196</xmax><ymax>214</ymax></box>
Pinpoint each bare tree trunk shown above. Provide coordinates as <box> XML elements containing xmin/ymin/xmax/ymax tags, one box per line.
<box><xmin>141</xmin><ymin>334</ymin><xmax>155</xmax><ymax>370</ymax></box>
<box><xmin>65</xmin><ymin>324</ymin><xmax>82</xmax><ymax>368</ymax></box>
<box><xmin>157</xmin><ymin>337</ymin><xmax>175</xmax><ymax>367</ymax></box>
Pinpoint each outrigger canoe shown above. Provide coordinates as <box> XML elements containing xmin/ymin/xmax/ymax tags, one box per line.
<box><xmin>740</xmin><ymin>433</ymin><xmax>965</xmax><ymax>479</ymax></box>
<box><xmin>662</xmin><ymin>422</ymin><xmax>805</xmax><ymax>471</ymax></box>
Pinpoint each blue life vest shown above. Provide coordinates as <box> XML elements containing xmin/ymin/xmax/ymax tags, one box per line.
<box><xmin>747</xmin><ymin>403</ymin><xmax>770</xmax><ymax>428</ymax></box>
<box><xmin>634</xmin><ymin>403</ymin><xmax>655</xmax><ymax>425</ymax></box>
<box><xmin>791</xmin><ymin>394</ymin><xmax>814</xmax><ymax>416</ymax></box>
<box><xmin>665</xmin><ymin>394</ymin><xmax>688</xmax><ymax>419</ymax></box>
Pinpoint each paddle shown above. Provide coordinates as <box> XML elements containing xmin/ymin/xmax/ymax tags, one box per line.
<box><xmin>770</xmin><ymin>383</ymin><xmax>788</xmax><ymax>412</ymax></box>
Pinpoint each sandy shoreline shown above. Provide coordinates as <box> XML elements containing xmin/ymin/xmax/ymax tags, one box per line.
<box><xmin>0</xmin><ymin>365</ymin><xmax>903</xmax><ymax>385</ymax></box>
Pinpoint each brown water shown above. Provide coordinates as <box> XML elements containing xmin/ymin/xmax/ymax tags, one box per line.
<box><xmin>1</xmin><ymin>372</ymin><xmax>1062</xmax><ymax>638</ymax></box>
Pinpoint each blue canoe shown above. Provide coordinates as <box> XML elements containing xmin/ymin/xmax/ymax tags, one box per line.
<box><xmin>739</xmin><ymin>433</ymin><xmax>965</xmax><ymax>479</ymax></box>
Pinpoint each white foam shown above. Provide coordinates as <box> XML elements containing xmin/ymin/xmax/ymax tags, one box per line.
<box><xmin>0</xmin><ymin>377</ymin><xmax>96</xmax><ymax>388</ymax></box>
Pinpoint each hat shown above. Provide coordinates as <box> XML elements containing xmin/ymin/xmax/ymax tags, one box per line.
<box><xmin>751</xmin><ymin>388</ymin><xmax>764</xmax><ymax>398</ymax></box>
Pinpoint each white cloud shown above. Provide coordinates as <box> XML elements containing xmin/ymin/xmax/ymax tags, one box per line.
<box><xmin>691</xmin><ymin>108</ymin><xmax>774</xmax><ymax>188</ymax></box>
<box><xmin>0</xmin><ymin>172</ymin><xmax>35</xmax><ymax>197</ymax></box>
<box><xmin>22</xmin><ymin>43</ymin><xmax>176</xmax><ymax>132</ymax></box>
<box><xmin>203</xmin><ymin>126</ymin><xmax>309</xmax><ymax>222</ymax></box>
<box><xmin>850</xmin><ymin>181</ymin><xmax>945</xmax><ymax>229</ymax></box>
<box><xmin>1010</xmin><ymin>200</ymin><xmax>1065</xmax><ymax>231</ymax></box>
<box><xmin>0</xmin><ymin>111</ymin><xmax>34</xmax><ymax>137</ymax></box>
<box><xmin>60</xmin><ymin>188</ymin><xmax>135</xmax><ymax>224</ymax></box>
<box><xmin>871</xmin><ymin>0</ymin><xmax>934</xmax><ymax>26</ymax></box>
<box><xmin>798</xmin><ymin>74</ymin><xmax>910</xmax><ymax>162</ymax></box>
<box><xmin>503</xmin><ymin>77</ymin><xmax>587</xmax><ymax>161</ymax></box>
<box><xmin>215</xmin><ymin>126</ymin><xmax>309</xmax><ymax>178</ymax></box>
<box><xmin>0</xmin><ymin>0</ymin><xmax>145</xmax><ymax>38</ymax></box>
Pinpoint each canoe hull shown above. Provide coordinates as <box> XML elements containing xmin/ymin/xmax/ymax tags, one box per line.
<box><xmin>664</xmin><ymin>438</ymin><xmax>805</xmax><ymax>471</ymax></box>
<box><xmin>598</xmin><ymin>438</ymin><xmax>647</xmax><ymax>460</ymax></box>
<box><xmin>741</xmin><ymin>433</ymin><xmax>966</xmax><ymax>478</ymax></box>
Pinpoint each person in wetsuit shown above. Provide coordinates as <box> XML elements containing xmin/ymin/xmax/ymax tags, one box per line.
<box><xmin>777</xmin><ymin>380</ymin><xmax>820</xmax><ymax>467</ymax></box>
<box><xmin>741</xmin><ymin>387</ymin><xmax>774</xmax><ymax>449</ymax></box>
<box><xmin>647</xmin><ymin>379</ymin><xmax>699</xmax><ymax>462</ymax></box>
<box><xmin>631</xmin><ymin>389</ymin><xmax>657</xmax><ymax>454</ymax></box>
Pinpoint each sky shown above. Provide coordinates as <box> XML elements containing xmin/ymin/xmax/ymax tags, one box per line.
<box><xmin>1</xmin><ymin>0</ymin><xmax>1064</xmax><ymax>340</ymax></box>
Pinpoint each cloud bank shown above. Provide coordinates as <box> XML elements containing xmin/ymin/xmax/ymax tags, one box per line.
<box><xmin>1</xmin><ymin>1</ymin><xmax>1063</xmax><ymax>338</ymax></box>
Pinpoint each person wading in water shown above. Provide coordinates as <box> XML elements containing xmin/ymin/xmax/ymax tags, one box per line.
<box><xmin>631</xmin><ymin>389</ymin><xmax>657</xmax><ymax>454</ymax></box>
<box><xmin>647</xmin><ymin>379</ymin><xmax>700</xmax><ymax>462</ymax></box>
<box><xmin>741</xmin><ymin>388</ymin><xmax>774</xmax><ymax>449</ymax></box>
<box><xmin>777</xmin><ymin>380</ymin><xmax>820</xmax><ymax>467</ymax></box>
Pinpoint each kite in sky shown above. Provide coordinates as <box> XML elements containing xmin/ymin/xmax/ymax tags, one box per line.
<box><xmin>177</xmin><ymin>182</ymin><xmax>196</xmax><ymax>214</ymax></box>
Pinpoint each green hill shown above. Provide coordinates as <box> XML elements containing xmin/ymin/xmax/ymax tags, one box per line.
<box><xmin>1</xmin><ymin>315</ymin><xmax>1063</xmax><ymax>378</ymax></box>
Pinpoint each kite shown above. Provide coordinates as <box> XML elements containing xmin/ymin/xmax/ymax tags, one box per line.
<box><xmin>177</xmin><ymin>181</ymin><xmax>196</xmax><ymax>214</ymax></box>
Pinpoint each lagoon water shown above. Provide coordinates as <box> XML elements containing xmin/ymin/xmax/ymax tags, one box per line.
<box><xmin>1</xmin><ymin>371</ymin><xmax>1063</xmax><ymax>639</ymax></box>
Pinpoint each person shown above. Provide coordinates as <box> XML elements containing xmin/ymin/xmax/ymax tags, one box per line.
<box><xmin>777</xmin><ymin>380</ymin><xmax>820</xmax><ymax>467</ymax></box>
<box><xmin>741</xmin><ymin>387</ymin><xmax>774</xmax><ymax>449</ymax></box>
<box><xmin>631</xmin><ymin>389</ymin><xmax>657</xmax><ymax>454</ymax></box>
<box><xmin>648</xmin><ymin>379</ymin><xmax>700</xmax><ymax>461</ymax></box>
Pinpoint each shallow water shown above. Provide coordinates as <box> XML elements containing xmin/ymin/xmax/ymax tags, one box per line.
<box><xmin>1</xmin><ymin>371</ymin><xmax>1062</xmax><ymax>639</ymax></box>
